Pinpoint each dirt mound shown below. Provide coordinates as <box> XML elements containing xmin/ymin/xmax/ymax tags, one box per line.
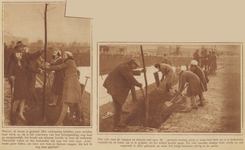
<box><xmin>125</xmin><ymin>76</ymin><xmax>186</xmax><ymax>128</ymax></box>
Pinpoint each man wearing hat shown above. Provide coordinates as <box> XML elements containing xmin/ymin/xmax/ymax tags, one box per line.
<box><xmin>193</xmin><ymin>49</ymin><xmax>200</xmax><ymax>65</ymax></box>
<box><xmin>154</xmin><ymin>63</ymin><xmax>175</xmax><ymax>93</ymax></box>
<box><xmin>209</xmin><ymin>52</ymin><xmax>217</xmax><ymax>75</ymax></box>
<box><xmin>175</xmin><ymin>67</ymin><xmax>204</xmax><ymax>112</ymax></box>
<box><xmin>7</xmin><ymin>41</ymin><xmax>44</xmax><ymax>107</ymax></box>
<box><xmin>161</xmin><ymin>54</ymin><xmax>172</xmax><ymax>66</ymax></box>
<box><xmin>7</xmin><ymin>41</ymin><xmax>44</xmax><ymax>74</ymax></box>
<box><xmin>48</xmin><ymin>49</ymin><xmax>64</xmax><ymax>107</ymax></box>
<box><xmin>190</xmin><ymin>60</ymin><xmax>208</xmax><ymax>106</ymax></box>
<box><xmin>103</xmin><ymin>58</ymin><xmax>144</xmax><ymax>128</ymax></box>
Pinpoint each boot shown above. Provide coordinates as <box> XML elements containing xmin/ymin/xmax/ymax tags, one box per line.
<box><xmin>182</xmin><ymin>97</ymin><xmax>192</xmax><ymax>112</ymax></box>
<box><xmin>191</xmin><ymin>97</ymin><xmax>198</xmax><ymax>109</ymax></box>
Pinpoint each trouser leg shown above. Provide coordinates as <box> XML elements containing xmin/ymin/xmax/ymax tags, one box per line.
<box><xmin>52</xmin><ymin>94</ymin><xmax>58</xmax><ymax>105</ymax></box>
<box><xmin>74</xmin><ymin>103</ymin><xmax>83</xmax><ymax>122</ymax></box>
<box><xmin>12</xmin><ymin>100</ymin><xmax>20</xmax><ymax>113</ymax></box>
<box><xmin>182</xmin><ymin>97</ymin><xmax>192</xmax><ymax>112</ymax></box>
<box><xmin>198</xmin><ymin>93</ymin><xmax>204</xmax><ymax>106</ymax></box>
<box><xmin>191</xmin><ymin>96</ymin><xmax>198</xmax><ymax>109</ymax></box>
<box><xmin>112</xmin><ymin>97</ymin><xmax>122</xmax><ymax>126</ymax></box>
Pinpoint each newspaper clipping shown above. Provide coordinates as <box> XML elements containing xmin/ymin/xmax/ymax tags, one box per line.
<box><xmin>1</xmin><ymin>0</ymin><xmax>245</xmax><ymax>150</ymax></box>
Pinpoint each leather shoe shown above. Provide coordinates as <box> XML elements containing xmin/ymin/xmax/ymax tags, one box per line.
<box><xmin>19</xmin><ymin>115</ymin><xmax>26</xmax><ymax>121</ymax></box>
<box><xmin>181</xmin><ymin>108</ymin><xmax>191</xmax><ymax>112</ymax></box>
<box><xmin>54</xmin><ymin>122</ymin><xmax>63</xmax><ymax>126</ymax></box>
<box><xmin>192</xmin><ymin>106</ymin><xmax>198</xmax><ymax>109</ymax></box>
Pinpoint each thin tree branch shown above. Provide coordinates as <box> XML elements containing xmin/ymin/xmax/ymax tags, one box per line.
<box><xmin>38</xmin><ymin>10</ymin><xmax>44</xmax><ymax>19</ymax></box>
<box><xmin>47</xmin><ymin>6</ymin><xmax>57</xmax><ymax>11</ymax></box>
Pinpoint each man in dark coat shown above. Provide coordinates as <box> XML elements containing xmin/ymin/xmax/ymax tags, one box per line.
<box><xmin>193</xmin><ymin>49</ymin><xmax>200</xmax><ymax>65</ymax></box>
<box><xmin>103</xmin><ymin>58</ymin><xmax>144</xmax><ymax>128</ymax></box>
<box><xmin>175</xmin><ymin>67</ymin><xmax>204</xmax><ymax>112</ymax></box>
<box><xmin>209</xmin><ymin>52</ymin><xmax>217</xmax><ymax>75</ymax></box>
<box><xmin>190</xmin><ymin>60</ymin><xmax>208</xmax><ymax>106</ymax></box>
<box><xmin>48</xmin><ymin>49</ymin><xmax>64</xmax><ymax>106</ymax></box>
<box><xmin>7</xmin><ymin>41</ymin><xmax>44</xmax><ymax>75</ymax></box>
<box><xmin>161</xmin><ymin>54</ymin><xmax>172</xmax><ymax>66</ymax></box>
<box><xmin>8</xmin><ymin>50</ymin><xmax>44</xmax><ymax>122</ymax></box>
<box><xmin>7</xmin><ymin>41</ymin><xmax>44</xmax><ymax>107</ymax></box>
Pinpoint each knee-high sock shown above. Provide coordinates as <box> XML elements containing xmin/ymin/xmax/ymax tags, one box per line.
<box><xmin>191</xmin><ymin>96</ymin><xmax>197</xmax><ymax>107</ymax></box>
<box><xmin>12</xmin><ymin>100</ymin><xmax>20</xmax><ymax>113</ymax></box>
<box><xmin>19</xmin><ymin>99</ymin><xmax>25</xmax><ymax>116</ymax></box>
<box><xmin>55</xmin><ymin>102</ymin><xmax>69</xmax><ymax>124</ymax></box>
<box><xmin>186</xmin><ymin>97</ymin><xmax>191</xmax><ymax>108</ymax></box>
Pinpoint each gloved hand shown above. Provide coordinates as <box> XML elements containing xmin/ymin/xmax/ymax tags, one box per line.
<box><xmin>141</xmin><ymin>68</ymin><xmax>146</xmax><ymax>73</ymax></box>
<box><xmin>10</xmin><ymin>76</ymin><xmax>15</xmax><ymax>82</ymax></box>
<box><xmin>138</xmin><ymin>83</ymin><xmax>143</xmax><ymax>88</ymax></box>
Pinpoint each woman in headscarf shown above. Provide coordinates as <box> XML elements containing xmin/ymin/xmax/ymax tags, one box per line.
<box><xmin>8</xmin><ymin>48</ymin><xmax>44</xmax><ymax>122</ymax></box>
<box><xmin>175</xmin><ymin>67</ymin><xmax>204</xmax><ymax>112</ymax></box>
<box><xmin>48</xmin><ymin>49</ymin><xmax>64</xmax><ymax>107</ymax></box>
<box><xmin>190</xmin><ymin>60</ymin><xmax>208</xmax><ymax>106</ymax></box>
<box><xmin>45</xmin><ymin>51</ymin><xmax>84</xmax><ymax>126</ymax></box>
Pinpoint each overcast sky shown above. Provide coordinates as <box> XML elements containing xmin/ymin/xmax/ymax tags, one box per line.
<box><xmin>4</xmin><ymin>3</ymin><xmax>91</xmax><ymax>44</ymax></box>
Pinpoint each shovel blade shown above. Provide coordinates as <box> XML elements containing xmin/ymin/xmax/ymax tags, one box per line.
<box><xmin>165</xmin><ymin>101</ymin><xmax>173</xmax><ymax>107</ymax></box>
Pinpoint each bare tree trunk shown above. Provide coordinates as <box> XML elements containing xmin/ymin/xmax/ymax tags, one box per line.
<box><xmin>43</xmin><ymin>3</ymin><xmax>48</xmax><ymax>122</ymax></box>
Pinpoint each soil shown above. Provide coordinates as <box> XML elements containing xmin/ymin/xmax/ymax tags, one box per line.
<box><xmin>99</xmin><ymin>55</ymin><xmax>241</xmax><ymax>133</ymax></box>
<box><xmin>4</xmin><ymin>81</ymin><xmax>90</xmax><ymax>126</ymax></box>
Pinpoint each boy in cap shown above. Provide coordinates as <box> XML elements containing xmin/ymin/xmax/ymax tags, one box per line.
<box><xmin>154</xmin><ymin>63</ymin><xmax>175</xmax><ymax>93</ymax></box>
<box><xmin>103</xmin><ymin>58</ymin><xmax>144</xmax><ymax>128</ymax></box>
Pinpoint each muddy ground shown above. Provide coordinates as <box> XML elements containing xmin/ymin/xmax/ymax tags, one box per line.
<box><xmin>4</xmin><ymin>81</ymin><xmax>90</xmax><ymax>126</ymax></box>
<box><xmin>99</xmin><ymin>55</ymin><xmax>241</xmax><ymax>133</ymax></box>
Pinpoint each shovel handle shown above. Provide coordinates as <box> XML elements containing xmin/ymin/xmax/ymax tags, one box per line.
<box><xmin>140</xmin><ymin>87</ymin><xmax>146</xmax><ymax>100</ymax></box>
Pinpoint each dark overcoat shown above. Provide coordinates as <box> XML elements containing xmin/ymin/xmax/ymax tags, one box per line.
<box><xmin>210</xmin><ymin>54</ymin><xmax>217</xmax><ymax>70</ymax></box>
<box><xmin>50</xmin><ymin>57</ymin><xmax>64</xmax><ymax>95</ymax></box>
<box><xmin>179</xmin><ymin>70</ymin><xmax>204</xmax><ymax>97</ymax></box>
<box><xmin>49</xmin><ymin>59</ymin><xmax>81</xmax><ymax>104</ymax></box>
<box><xmin>193</xmin><ymin>52</ymin><xmax>200</xmax><ymax>63</ymax></box>
<box><xmin>7</xmin><ymin>50</ymin><xmax>43</xmax><ymax>82</ymax></box>
<box><xmin>8</xmin><ymin>60</ymin><xmax>41</xmax><ymax>100</ymax></box>
<box><xmin>190</xmin><ymin>65</ymin><xmax>208</xmax><ymax>91</ymax></box>
<box><xmin>103</xmin><ymin>62</ymin><xmax>142</xmax><ymax>105</ymax></box>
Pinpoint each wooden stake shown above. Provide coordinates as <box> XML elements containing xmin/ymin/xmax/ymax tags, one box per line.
<box><xmin>42</xmin><ymin>3</ymin><xmax>48</xmax><ymax>122</ymax></box>
<box><xmin>140</xmin><ymin>45</ymin><xmax>150</xmax><ymax>124</ymax></box>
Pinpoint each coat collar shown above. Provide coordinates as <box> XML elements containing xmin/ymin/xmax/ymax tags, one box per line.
<box><xmin>15</xmin><ymin>60</ymin><xmax>26</xmax><ymax>73</ymax></box>
<box><xmin>51</xmin><ymin>56</ymin><xmax>62</xmax><ymax>64</ymax></box>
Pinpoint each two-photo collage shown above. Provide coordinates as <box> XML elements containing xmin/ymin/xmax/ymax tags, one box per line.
<box><xmin>2</xmin><ymin>1</ymin><xmax>243</xmax><ymax>138</ymax></box>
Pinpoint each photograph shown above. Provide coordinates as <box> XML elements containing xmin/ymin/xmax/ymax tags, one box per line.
<box><xmin>3</xmin><ymin>2</ymin><xmax>91</xmax><ymax>126</ymax></box>
<box><xmin>98</xmin><ymin>43</ymin><xmax>242</xmax><ymax>133</ymax></box>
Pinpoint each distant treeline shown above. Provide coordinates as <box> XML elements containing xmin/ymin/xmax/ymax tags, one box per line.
<box><xmin>99</xmin><ymin>55</ymin><xmax>192</xmax><ymax>76</ymax></box>
<box><xmin>28</xmin><ymin>45</ymin><xmax>90</xmax><ymax>67</ymax></box>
